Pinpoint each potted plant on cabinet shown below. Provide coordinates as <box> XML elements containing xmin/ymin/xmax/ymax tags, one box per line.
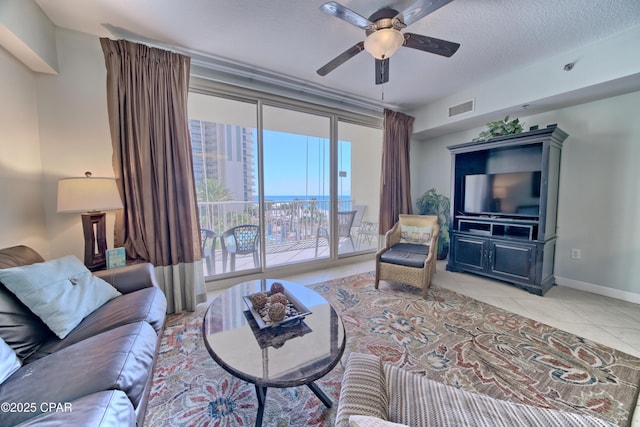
<box><xmin>416</xmin><ymin>188</ymin><xmax>451</xmax><ymax>260</ymax></box>
<box><xmin>474</xmin><ymin>115</ymin><xmax>524</xmax><ymax>141</ymax></box>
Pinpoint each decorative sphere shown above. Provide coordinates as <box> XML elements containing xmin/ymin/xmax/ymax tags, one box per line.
<box><xmin>268</xmin><ymin>302</ymin><xmax>286</xmax><ymax>322</ymax></box>
<box><xmin>249</xmin><ymin>292</ymin><xmax>268</xmax><ymax>310</ymax></box>
<box><xmin>270</xmin><ymin>282</ymin><xmax>285</xmax><ymax>295</ymax></box>
<box><xmin>270</xmin><ymin>292</ymin><xmax>288</xmax><ymax>306</ymax></box>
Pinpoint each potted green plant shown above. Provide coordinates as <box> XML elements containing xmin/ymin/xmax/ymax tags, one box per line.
<box><xmin>416</xmin><ymin>188</ymin><xmax>450</xmax><ymax>260</ymax></box>
<box><xmin>475</xmin><ymin>115</ymin><xmax>524</xmax><ymax>141</ymax></box>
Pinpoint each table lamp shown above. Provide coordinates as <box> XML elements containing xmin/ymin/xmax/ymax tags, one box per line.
<box><xmin>57</xmin><ymin>172</ymin><xmax>123</xmax><ymax>270</ymax></box>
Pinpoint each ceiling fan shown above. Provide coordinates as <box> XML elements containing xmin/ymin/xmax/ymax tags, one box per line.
<box><xmin>316</xmin><ymin>0</ymin><xmax>460</xmax><ymax>84</ymax></box>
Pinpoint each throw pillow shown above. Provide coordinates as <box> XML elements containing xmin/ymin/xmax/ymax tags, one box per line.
<box><xmin>0</xmin><ymin>255</ymin><xmax>122</xmax><ymax>339</ymax></box>
<box><xmin>349</xmin><ymin>416</ymin><xmax>409</xmax><ymax>427</ymax></box>
<box><xmin>0</xmin><ymin>337</ymin><xmax>21</xmax><ymax>384</ymax></box>
<box><xmin>399</xmin><ymin>225</ymin><xmax>432</xmax><ymax>245</ymax></box>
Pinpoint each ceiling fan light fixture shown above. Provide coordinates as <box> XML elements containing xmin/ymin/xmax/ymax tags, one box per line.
<box><xmin>364</xmin><ymin>28</ymin><xmax>404</xmax><ymax>60</ymax></box>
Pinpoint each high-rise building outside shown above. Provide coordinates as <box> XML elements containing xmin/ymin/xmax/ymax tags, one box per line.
<box><xmin>189</xmin><ymin>120</ymin><xmax>256</xmax><ymax>202</ymax></box>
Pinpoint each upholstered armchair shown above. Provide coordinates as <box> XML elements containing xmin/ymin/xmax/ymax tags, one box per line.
<box><xmin>375</xmin><ymin>214</ymin><xmax>439</xmax><ymax>299</ymax></box>
<box><xmin>336</xmin><ymin>353</ymin><xmax>616</xmax><ymax>427</ymax></box>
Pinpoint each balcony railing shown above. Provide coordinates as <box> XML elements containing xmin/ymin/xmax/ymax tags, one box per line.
<box><xmin>198</xmin><ymin>199</ymin><xmax>379</xmax><ymax>276</ymax></box>
<box><xmin>198</xmin><ymin>198</ymin><xmax>355</xmax><ymax>245</ymax></box>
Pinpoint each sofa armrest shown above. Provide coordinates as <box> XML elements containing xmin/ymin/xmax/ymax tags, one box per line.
<box><xmin>336</xmin><ymin>353</ymin><xmax>389</xmax><ymax>427</ymax></box>
<box><xmin>94</xmin><ymin>263</ymin><xmax>158</xmax><ymax>294</ymax></box>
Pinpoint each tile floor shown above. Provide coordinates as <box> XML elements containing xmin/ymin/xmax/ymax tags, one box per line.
<box><xmin>209</xmin><ymin>258</ymin><xmax>640</xmax><ymax>425</ymax></box>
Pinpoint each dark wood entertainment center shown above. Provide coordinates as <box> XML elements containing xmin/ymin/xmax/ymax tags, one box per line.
<box><xmin>446</xmin><ymin>125</ymin><xmax>568</xmax><ymax>295</ymax></box>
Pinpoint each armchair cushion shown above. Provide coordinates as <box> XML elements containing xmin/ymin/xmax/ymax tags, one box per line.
<box><xmin>379</xmin><ymin>243</ymin><xmax>429</xmax><ymax>268</ymax></box>
<box><xmin>399</xmin><ymin>225</ymin><xmax>432</xmax><ymax>245</ymax></box>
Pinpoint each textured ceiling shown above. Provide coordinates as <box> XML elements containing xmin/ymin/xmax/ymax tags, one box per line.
<box><xmin>35</xmin><ymin>0</ymin><xmax>640</xmax><ymax>110</ymax></box>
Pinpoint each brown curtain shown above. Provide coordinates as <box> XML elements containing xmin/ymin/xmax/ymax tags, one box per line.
<box><xmin>379</xmin><ymin>109</ymin><xmax>415</xmax><ymax>234</ymax></box>
<box><xmin>100</xmin><ymin>38</ymin><xmax>205</xmax><ymax>313</ymax></box>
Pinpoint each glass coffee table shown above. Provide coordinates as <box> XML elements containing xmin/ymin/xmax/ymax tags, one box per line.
<box><xmin>202</xmin><ymin>279</ymin><xmax>345</xmax><ymax>426</ymax></box>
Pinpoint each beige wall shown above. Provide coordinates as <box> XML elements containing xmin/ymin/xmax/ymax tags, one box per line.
<box><xmin>409</xmin><ymin>26</ymin><xmax>640</xmax><ymax>138</ymax></box>
<box><xmin>0</xmin><ymin>28</ymin><xmax>116</xmax><ymax>261</ymax></box>
<box><xmin>36</xmin><ymin>28</ymin><xmax>117</xmax><ymax>261</ymax></box>
<box><xmin>0</xmin><ymin>45</ymin><xmax>48</xmax><ymax>255</ymax></box>
<box><xmin>413</xmin><ymin>90</ymin><xmax>640</xmax><ymax>301</ymax></box>
<box><xmin>37</xmin><ymin>29</ymin><xmax>113</xmax><ymax>259</ymax></box>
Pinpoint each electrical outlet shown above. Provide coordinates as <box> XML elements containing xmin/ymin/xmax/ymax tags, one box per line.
<box><xmin>570</xmin><ymin>248</ymin><xmax>582</xmax><ymax>260</ymax></box>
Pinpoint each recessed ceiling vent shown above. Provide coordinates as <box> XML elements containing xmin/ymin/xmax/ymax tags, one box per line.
<box><xmin>448</xmin><ymin>99</ymin><xmax>475</xmax><ymax>118</ymax></box>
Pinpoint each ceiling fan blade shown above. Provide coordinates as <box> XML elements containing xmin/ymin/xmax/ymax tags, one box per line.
<box><xmin>375</xmin><ymin>58</ymin><xmax>389</xmax><ymax>85</ymax></box>
<box><xmin>320</xmin><ymin>2</ymin><xmax>373</xmax><ymax>30</ymax></box>
<box><xmin>317</xmin><ymin>41</ymin><xmax>365</xmax><ymax>76</ymax></box>
<box><xmin>403</xmin><ymin>33</ymin><xmax>460</xmax><ymax>57</ymax></box>
<box><xmin>395</xmin><ymin>0</ymin><xmax>454</xmax><ymax>27</ymax></box>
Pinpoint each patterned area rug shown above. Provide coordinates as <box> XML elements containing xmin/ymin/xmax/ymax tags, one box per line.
<box><xmin>145</xmin><ymin>272</ymin><xmax>640</xmax><ymax>426</ymax></box>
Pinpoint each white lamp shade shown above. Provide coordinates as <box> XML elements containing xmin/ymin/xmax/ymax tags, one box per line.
<box><xmin>57</xmin><ymin>177</ymin><xmax>123</xmax><ymax>213</ymax></box>
<box><xmin>364</xmin><ymin>29</ymin><xmax>405</xmax><ymax>60</ymax></box>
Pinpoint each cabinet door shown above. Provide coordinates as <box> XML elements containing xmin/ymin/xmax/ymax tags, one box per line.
<box><xmin>451</xmin><ymin>234</ymin><xmax>488</xmax><ymax>272</ymax></box>
<box><xmin>489</xmin><ymin>241</ymin><xmax>535</xmax><ymax>283</ymax></box>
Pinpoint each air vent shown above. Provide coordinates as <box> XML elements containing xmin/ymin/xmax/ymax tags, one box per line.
<box><xmin>448</xmin><ymin>99</ymin><xmax>475</xmax><ymax>117</ymax></box>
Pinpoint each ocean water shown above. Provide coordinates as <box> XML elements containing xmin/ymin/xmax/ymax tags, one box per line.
<box><xmin>260</xmin><ymin>195</ymin><xmax>350</xmax><ymax>202</ymax></box>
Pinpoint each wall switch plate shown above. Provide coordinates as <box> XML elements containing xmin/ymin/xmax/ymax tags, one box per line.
<box><xmin>571</xmin><ymin>248</ymin><xmax>582</xmax><ymax>259</ymax></box>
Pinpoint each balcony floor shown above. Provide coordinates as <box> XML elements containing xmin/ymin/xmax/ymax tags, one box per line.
<box><xmin>202</xmin><ymin>235</ymin><xmax>379</xmax><ymax>277</ymax></box>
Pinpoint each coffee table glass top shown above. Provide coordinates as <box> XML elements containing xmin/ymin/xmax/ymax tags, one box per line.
<box><xmin>202</xmin><ymin>279</ymin><xmax>345</xmax><ymax>388</ymax></box>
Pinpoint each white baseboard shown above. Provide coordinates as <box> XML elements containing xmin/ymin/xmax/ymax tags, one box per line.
<box><xmin>555</xmin><ymin>276</ymin><xmax>640</xmax><ymax>304</ymax></box>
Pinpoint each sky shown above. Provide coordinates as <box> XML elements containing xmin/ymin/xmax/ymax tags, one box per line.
<box><xmin>260</xmin><ymin>130</ymin><xmax>351</xmax><ymax>197</ymax></box>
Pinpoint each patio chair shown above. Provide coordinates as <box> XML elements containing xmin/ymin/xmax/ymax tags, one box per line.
<box><xmin>352</xmin><ymin>205</ymin><xmax>366</xmax><ymax>230</ymax></box>
<box><xmin>200</xmin><ymin>228</ymin><xmax>217</xmax><ymax>275</ymax></box>
<box><xmin>315</xmin><ymin>210</ymin><xmax>357</xmax><ymax>256</ymax></box>
<box><xmin>375</xmin><ymin>214</ymin><xmax>439</xmax><ymax>299</ymax></box>
<box><xmin>221</xmin><ymin>225</ymin><xmax>260</xmax><ymax>273</ymax></box>
<box><xmin>352</xmin><ymin>205</ymin><xmax>379</xmax><ymax>249</ymax></box>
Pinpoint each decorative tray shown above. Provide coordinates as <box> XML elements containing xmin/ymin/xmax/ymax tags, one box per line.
<box><xmin>242</xmin><ymin>311</ymin><xmax>312</xmax><ymax>349</ymax></box>
<box><xmin>242</xmin><ymin>288</ymin><xmax>312</xmax><ymax>329</ymax></box>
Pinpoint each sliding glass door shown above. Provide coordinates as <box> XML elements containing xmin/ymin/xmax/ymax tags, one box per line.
<box><xmin>262</xmin><ymin>105</ymin><xmax>331</xmax><ymax>266</ymax></box>
<box><xmin>189</xmin><ymin>93</ymin><xmax>260</xmax><ymax>276</ymax></box>
<box><xmin>188</xmin><ymin>90</ymin><xmax>382</xmax><ymax>279</ymax></box>
<box><xmin>337</xmin><ymin>121</ymin><xmax>383</xmax><ymax>253</ymax></box>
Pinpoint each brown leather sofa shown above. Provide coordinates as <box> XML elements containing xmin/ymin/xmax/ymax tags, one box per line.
<box><xmin>0</xmin><ymin>245</ymin><xmax>167</xmax><ymax>427</ymax></box>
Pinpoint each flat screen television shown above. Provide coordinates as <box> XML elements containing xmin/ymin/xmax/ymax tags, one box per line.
<box><xmin>464</xmin><ymin>171</ymin><xmax>541</xmax><ymax>217</ymax></box>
